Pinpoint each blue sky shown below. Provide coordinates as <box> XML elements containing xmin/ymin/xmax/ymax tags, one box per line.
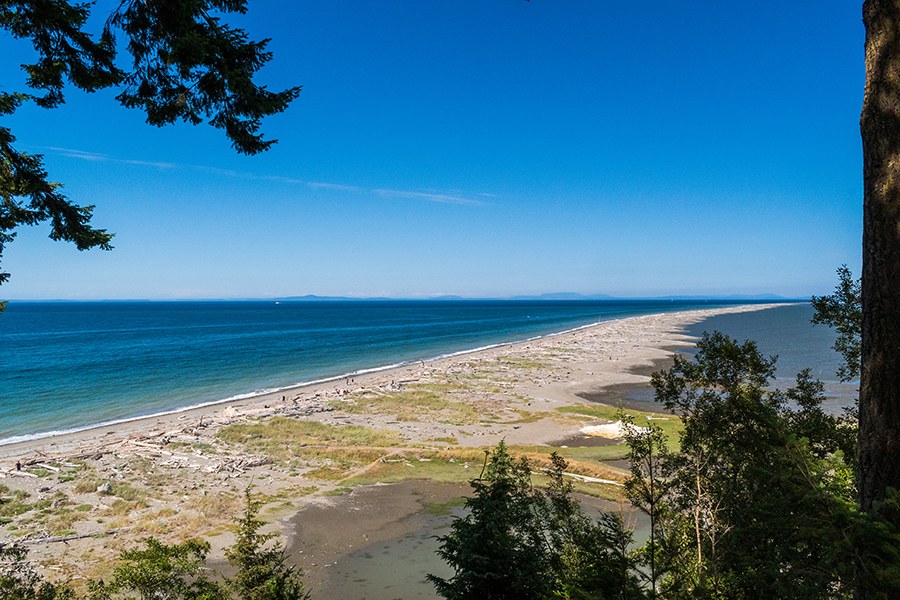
<box><xmin>0</xmin><ymin>1</ymin><xmax>863</xmax><ymax>299</ymax></box>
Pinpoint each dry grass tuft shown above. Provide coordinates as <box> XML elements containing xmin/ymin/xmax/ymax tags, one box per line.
<box><xmin>347</xmin><ymin>386</ymin><xmax>482</xmax><ymax>424</ymax></box>
<box><xmin>217</xmin><ymin>418</ymin><xmax>401</xmax><ymax>463</ymax></box>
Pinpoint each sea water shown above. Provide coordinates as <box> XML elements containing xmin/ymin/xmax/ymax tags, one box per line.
<box><xmin>0</xmin><ymin>299</ymin><xmax>820</xmax><ymax>445</ymax></box>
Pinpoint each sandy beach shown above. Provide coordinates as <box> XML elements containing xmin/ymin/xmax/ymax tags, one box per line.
<box><xmin>0</xmin><ymin>303</ymin><xmax>790</xmax><ymax>590</ymax></box>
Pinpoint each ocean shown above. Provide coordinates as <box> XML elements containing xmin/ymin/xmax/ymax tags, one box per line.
<box><xmin>0</xmin><ymin>299</ymin><xmax>842</xmax><ymax>445</ymax></box>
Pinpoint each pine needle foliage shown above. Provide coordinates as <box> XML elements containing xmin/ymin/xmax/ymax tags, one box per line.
<box><xmin>225</xmin><ymin>488</ymin><xmax>308</xmax><ymax>600</ymax></box>
<box><xmin>0</xmin><ymin>0</ymin><xmax>299</xmax><ymax>287</ymax></box>
<box><xmin>429</xmin><ymin>441</ymin><xmax>642</xmax><ymax>600</ymax></box>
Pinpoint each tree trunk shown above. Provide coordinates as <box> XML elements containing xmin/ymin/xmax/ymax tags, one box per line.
<box><xmin>860</xmin><ymin>0</ymin><xmax>900</xmax><ymax>519</ymax></box>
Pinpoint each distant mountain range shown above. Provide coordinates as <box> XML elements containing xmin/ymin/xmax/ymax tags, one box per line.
<box><xmin>273</xmin><ymin>292</ymin><xmax>800</xmax><ymax>302</ymax></box>
<box><xmin>17</xmin><ymin>292</ymin><xmax>803</xmax><ymax>303</ymax></box>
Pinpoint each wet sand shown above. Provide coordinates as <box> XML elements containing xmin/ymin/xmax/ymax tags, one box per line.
<box><xmin>284</xmin><ymin>480</ymin><xmax>643</xmax><ymax>600</ymax></box>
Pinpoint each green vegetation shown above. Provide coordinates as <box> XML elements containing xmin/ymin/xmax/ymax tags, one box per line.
<box><xmin>0</xmin><ymin>486</ymin><xmax>33</xmax><ymax>518</ymax></box>
<box><xmin>497</xmin><ymin>356</ymin><xmax>548</xmax><ymax>369</ymax></box>
<box><xmin>340</xmin><ymin>445</ymin><xmax>622</xmax><ymax>499</ymax></box>
<box><xmin>294</xmin><ymin>447</ymin><xmax>385</xmax><ymax>480</ymax></box>
<box><xmin>619</xmin><ymin>332</ymin><xmax>889</xmax><ymax>598</ymax></box>
<box><xmin>426</xmin><ymin>331</ymin><xmax>898</xmax><ymax>599</ymax></box>
<box><xmin>424</xmin><ymin>497</ymin><xmax>468</xmax><ymax>516</ymax></box>
<box><xmin>4</xmin><ymin>490</ymin><xmax>308</xmax><ymax>600</ymax></box>
<box><xmin>338</xmin><ymin>387</ymin><xmax>481</xmax><ymax>424</ymax></box>
<box><xmin>226</xmin><ymin>489</ymin><xmax>309</xmax><ymax>600</ymax></box>
<box><xmin>219</xmin><ymin>417</ymin><xmax>400</xmax><ymax>447</ymax></box>
<box><xmin>429</xmin><ymin>442</ymin><xmax>641</xmax><ymax>600</ymax></box>
<box><xmin>540</xmin><ymin>443</ymin><xmax>630</xmax><ymax>463</ymax></box>
<box><xmin>217</xmin><ymin>417</ymin><xmax>401</xmax><ymax>467</ymax></box>
<box><xmin>340</xmin><ymin>449</ymin><xmax>488</xmax><ymax>486</ymax></box>
<box><xmin>93</xmin><ymin>537</ymin><xmax>227</xmax><ymax>600</ymax></box>
<box><xmin>811</xmin><ymin>265</ymin><xmax>861</xmax><ymax>383</ymax></box>
<box><xmin>105</xmin><ymin>482</ymin><xmax>149</xmax><ymax>504</ymax></box>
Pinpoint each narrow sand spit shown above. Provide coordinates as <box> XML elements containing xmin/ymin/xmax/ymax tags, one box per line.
<box><xmin>0</xmin><ymin>304</ymin><xmax>790</xmax><ymax>585</ymax></box>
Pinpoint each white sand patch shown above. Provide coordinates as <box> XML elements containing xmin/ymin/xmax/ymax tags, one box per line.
<box><xmin>580</xmin><ymin>420</ymin><xmax>651</xmax><ymax>439</ymax></box>
<box><xmin>581</xmin><ymin>421</ymin><xmax>628</xmax><ymax>439</ymax></box>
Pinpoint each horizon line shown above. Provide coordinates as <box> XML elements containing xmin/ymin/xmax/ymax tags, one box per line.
<box><xmin>1</xmin><ymin>294</ymin><xmax>808</xmax><ymax>303</ymax></box>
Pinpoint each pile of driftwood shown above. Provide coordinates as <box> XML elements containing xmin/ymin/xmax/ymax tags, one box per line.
<box><xmin>0</xmin><ymin>458</ymin><xmax>72</xmax><ymax>479</ymax></box>
<box><xmin>1</xmin><ymin>391</ymin><xmax>375</xmax><ymax>478</ymax></box>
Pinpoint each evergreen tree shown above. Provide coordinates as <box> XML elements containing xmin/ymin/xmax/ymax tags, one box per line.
<box><xmin>0</xmin><ymin>543</ymin><xmax>76</xmax><ymax>600</ymax></box>
<box><xmin>0</xmin><ymin>0</ymin><xmax>299</xmax><ymax>286</ymax></box>
<box><xmin>429</xmin><ymin>441</ymin><xmax>553</xmax><ymax>600</ymax></box>
<box><xmin>97</xmin><ymin>537</ymin><xmax>227</xmax><ymax>600</ymax></box>
<box><xmin>225</xmin><ymin>489</ymin><xmax>308</xmax><ymax>600</ymax></box>
<box><xmin>542</xmin><ymin>453</ymin><xmax>643</xmax><ymax>600</ymax></box>
<box><xmin>430</xmin><ymin>442</ymin><xmax>641</xmax><ymax>600</ymax></box>
<box><xmin>628</xmin><ymin>331</ymin><xmax>897</xmax><ymax>599</ymax></box>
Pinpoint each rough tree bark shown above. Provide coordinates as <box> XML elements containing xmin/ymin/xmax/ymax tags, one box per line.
<box><xmin>860</xmin><ymin>0</ymin><xmax>900</xmax><ymax>521</ymax></box>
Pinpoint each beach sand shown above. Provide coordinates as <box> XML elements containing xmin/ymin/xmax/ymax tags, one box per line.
<box><xmin>0</xmin><ymin>303</ymin><xmax>790</xmax><ymax>589</ymax></box>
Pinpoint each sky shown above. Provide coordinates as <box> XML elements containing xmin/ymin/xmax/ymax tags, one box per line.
<box><xmin>0</xmin><ymin>1</ymin><xmax>864</xmax><ymax>300</ymax></box>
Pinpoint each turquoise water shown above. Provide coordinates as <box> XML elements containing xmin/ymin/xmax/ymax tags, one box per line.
<box><xmin>0</xmin><ymin>299</ymin><xmax>756</xmax><ymax>444</ymax></box>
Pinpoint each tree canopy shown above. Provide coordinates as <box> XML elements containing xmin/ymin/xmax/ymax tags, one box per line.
<box><xmin>429</xmin><ymin>441</ymin><xmax>641</xmax><ymax>600</ymax></box>
<box><xmin>0</xmin><ymin>0</ymin><xmax>300</xmax><ymax>287</ymax></box>
<box><xmin>811</xmin><ymin>265</ymin><xmax>861</xmax><ymax>385</ymax></box>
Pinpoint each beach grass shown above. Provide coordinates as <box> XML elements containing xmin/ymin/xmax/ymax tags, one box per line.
<box><xmin>551</xmin><ymin>444</ymin><xmax>630</xmax><ymax>463</ymax></box>
<box><xmin>496</xmin><ymin>356</ymin><xmax>548</xmax><ymax>369</ymax></box>
<box><xmin>423</xmin><ymin>496</ymin><xmax>468</xmax><ymax>516</ymax></box>
<box><xmin>336</xmin><ymin>386</ymin><xmax>483</xmax><ymax>424</ymax></box>
<box><xmin>523</xmin><ymin>452</ymin><xmax>625</xmax><ymax>483</ymax></box>
<box><xmin>217</xmin><ymin>417</ymin><xmax>401</xmax><ymax>455</ymax></box>
<box><xmin>528</xmin><ymin>472</ymin><xmax>623</xmax><ymax>500</ymax></box>
<box><xmin>337</xmin><ymin>446</ymin><xmax>626</xmax><ymax>500</ymax></box>
<box><xmin>0</xmin><ymin>486</ymin><xmax>33</xmax><ymax>518</ymax></box>
<box><xmin>341</xmin><ymin>448</ymin><xmax>489</xmax><ymax>486</ymax></box>
<box><xmin>297</xmin><ymin>447</ymin><xmax>390</xmax><ymax>480</ymax></box>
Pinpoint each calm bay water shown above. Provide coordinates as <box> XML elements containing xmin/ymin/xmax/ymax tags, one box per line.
<box><xmin>683</xmin><ymin>303</ymin><xmax>858</xmax><ymax>413</ymax></box>
<box><xmin>0</xmin><ymin>299</ymin><xmax>758</xmax><ymax>444</ymax></box>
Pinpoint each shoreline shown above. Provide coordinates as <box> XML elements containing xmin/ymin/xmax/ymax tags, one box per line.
<box><xmin>0</xmin><ymin>302</ymin><xmax>791</xmax><ymax>450</ymax></box>
<box><xmin>0</xmin><ymin>303</ymin><xmax>790</xmax><ymax>464</ymax></box>
<box><xmin>0</xmin><ymin>302</ymin><xmax>795</xmax><ymax>590</ymax></box>
<box><xmin>0</xmin><ymin>311</ymin><xmax>620</xmax><ymax>448</ymax></box>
